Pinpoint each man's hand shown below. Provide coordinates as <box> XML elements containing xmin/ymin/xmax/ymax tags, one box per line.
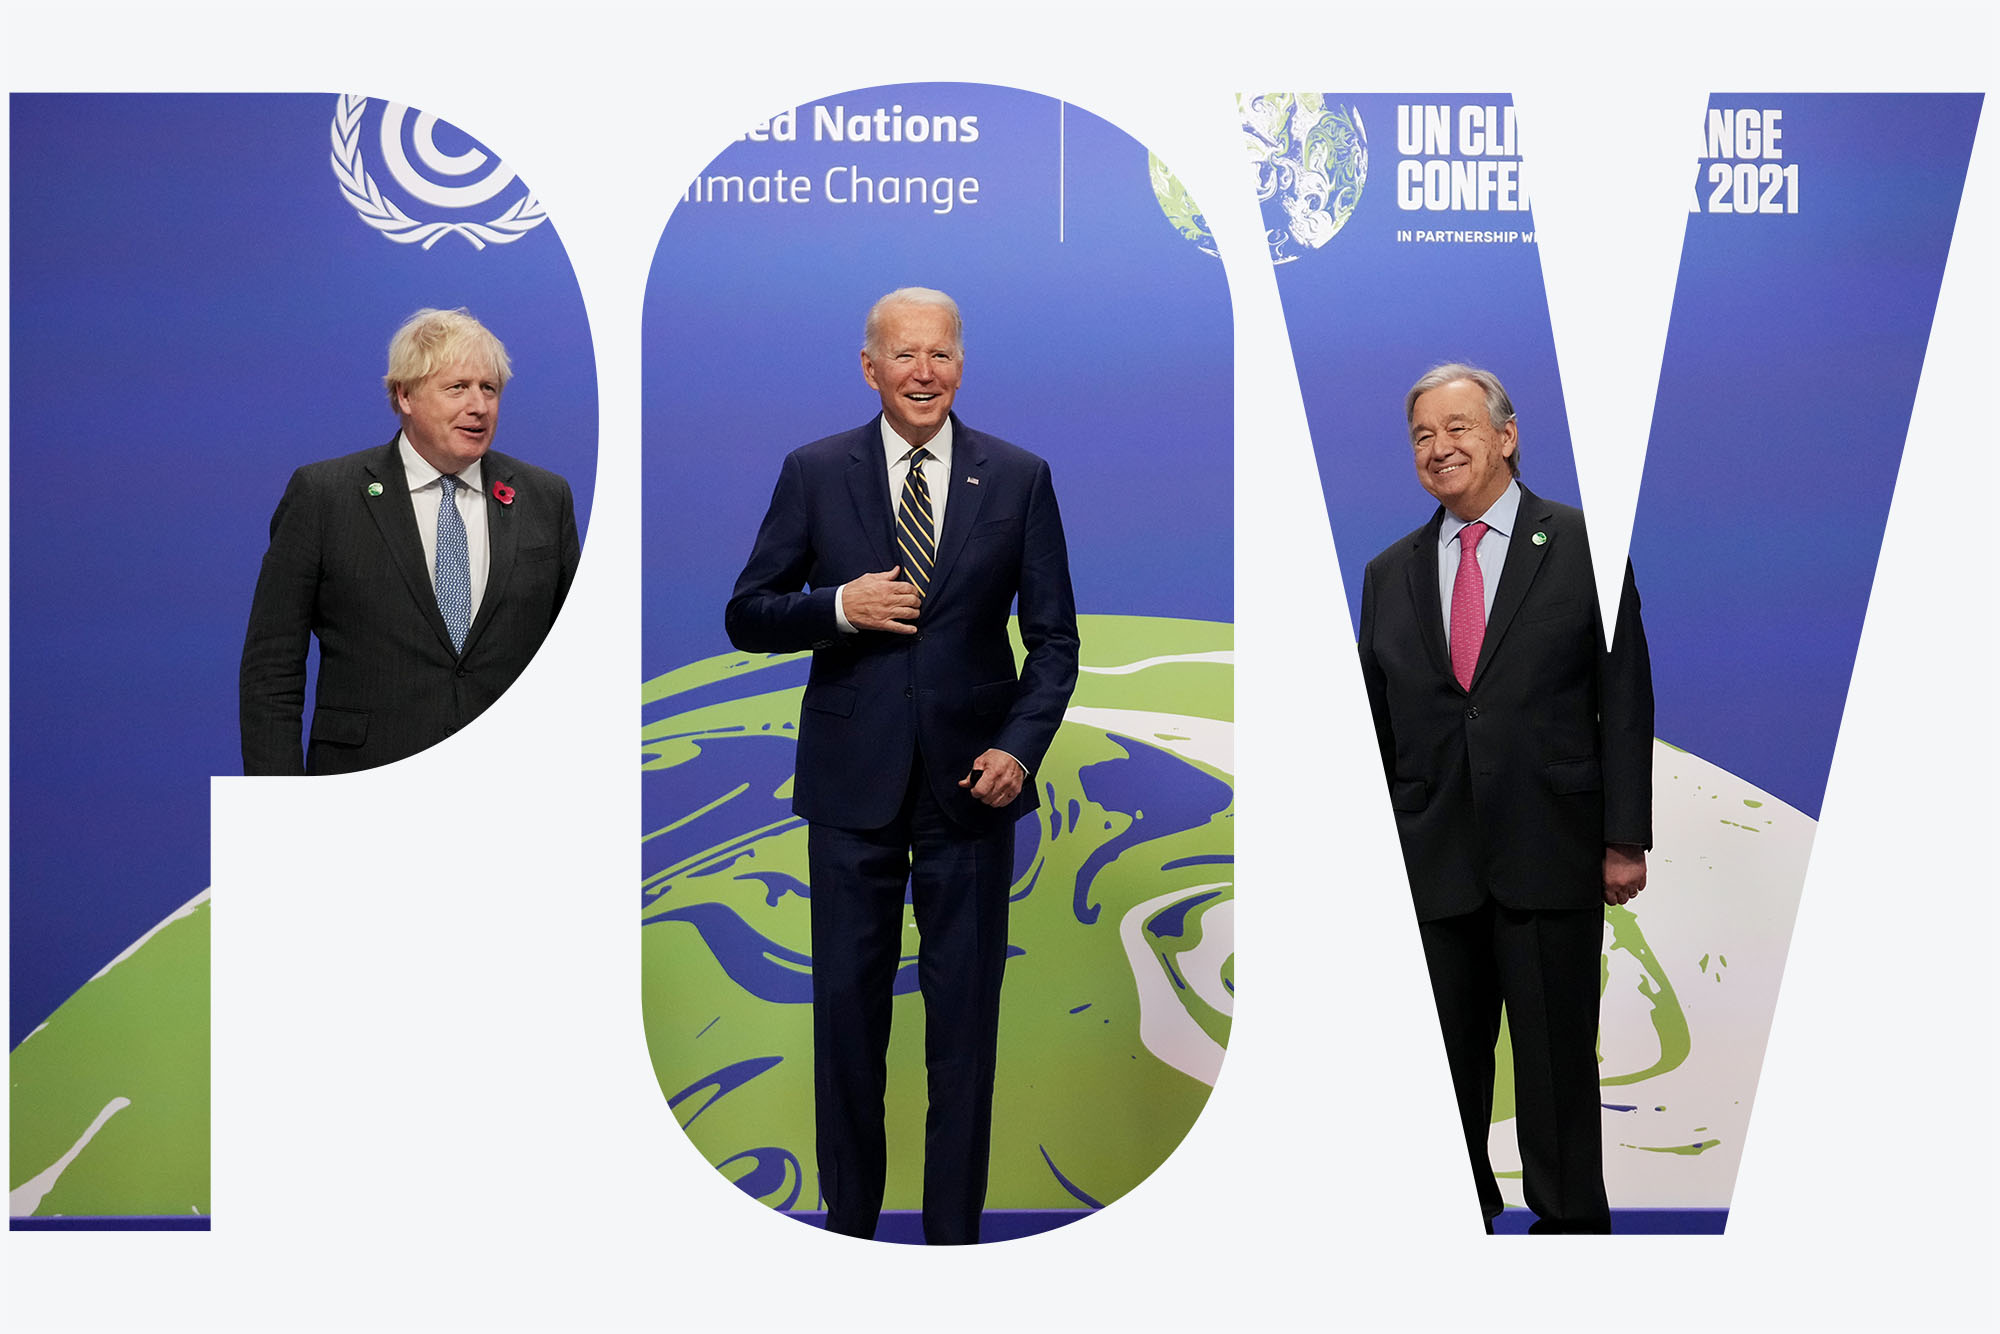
<box><xmin>1603</xmin><ymin>844</ymin><xmax>1648</xmax><ymax>906</ymax></box>
<box><xmin>841</xmin><ymin>567</ymin><xmax>921</xmax><ymax>634</ymax></box>
<box><xmin>960</xmin><ymin>749</ymin><xmax>1026</xmax><ymax>807</ymax></box>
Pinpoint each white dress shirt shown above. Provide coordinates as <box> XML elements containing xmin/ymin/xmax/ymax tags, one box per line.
<box><xmin>834</xmin><ymin>414</ymin><xmax>953</xmax><ymax>632</ymax></box>
<box><xmin>399</xmin><ymin>432</ymin><xmax>490</xmax><ymax>622</ymax></box>
<box><xmin>1437</xmin><ymin>479</ymin><xmax>1520</xmax><ymax>650</ymax></box>
<box><xmin>827</xmin><ymin>415</ymin><xmax>1022</xmax><ymax>782</ymax></box>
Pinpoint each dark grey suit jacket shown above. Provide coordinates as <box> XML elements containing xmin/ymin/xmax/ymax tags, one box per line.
<box><xmin>1357</xmin><ymin>484</ymin><xmax>1653</xmax><ymax>921</ymax></box>
<box><xmin>239</xmin><ymin>438</ymin><xmax>579</xmax><ymax>776</ymax></box>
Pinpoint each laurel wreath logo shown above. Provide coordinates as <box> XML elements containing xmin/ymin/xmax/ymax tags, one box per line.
<box><xmin>329</xmin><ymin>94</ymin><xmax>547</xmax><ymax>250</ymax></box>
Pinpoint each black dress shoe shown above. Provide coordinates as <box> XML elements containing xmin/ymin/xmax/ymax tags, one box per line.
<box><xmin>1528</xmin><ymin>1216</ymin><xmax>1612</xmax><ymax>1234</ymax></box>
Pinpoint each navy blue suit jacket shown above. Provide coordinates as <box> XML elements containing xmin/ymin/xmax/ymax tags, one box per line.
<box><xmin>1357</xmin><ymin>485</ymin><xmax>1653</xmax><ymax>921</ymax></box>
<box><xmin>726</xmin><ymin>416</ymin><xmax>1079</xmax><ymax>831</ymax></box>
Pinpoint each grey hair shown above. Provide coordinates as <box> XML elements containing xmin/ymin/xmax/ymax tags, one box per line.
<box><xmin>862</xmin><ymin>287</ymin><xmax>964</xmax><ymax>357</ymax></box>
<box><xmin>1404</xmin><ymin>362</ymin><xmax>1519</xmax><ymax>477</ymax></box>
<box><xmin>385</xmin><ymin>308</ymin><xmax>511</xmax><ymax>411</ymax></box>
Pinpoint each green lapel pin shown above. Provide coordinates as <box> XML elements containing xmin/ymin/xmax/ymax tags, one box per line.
<box><xmin>1531</xmin><ymin>530</ymin><xmax>1547</xmax><ymax>546</ymax></box>
<box><xmin>366</xmin><ymin>481</ymin><xmax>384</xmax><ymax>497</ymax></box>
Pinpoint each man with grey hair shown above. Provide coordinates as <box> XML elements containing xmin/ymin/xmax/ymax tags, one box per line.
<box><xmin>1358</xmin><ymin>363</ymin><xmax>1653</xmax><ymax>1233</ymax></box>
<box><xmin>728</xmin><ymin>287</ymin><xmax>1079</xmax><ymax>1244</ymax></box>
<box><xmin>240</xmin><ymin>307</ymin><xmax>579</xmax><ymax>775</ymax></box>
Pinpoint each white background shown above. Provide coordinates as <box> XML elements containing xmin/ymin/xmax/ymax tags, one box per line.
<box><xmin>4</xmin><ymin>2</ymin><xmax>1994</xmax><ymax>1329</ymax></box>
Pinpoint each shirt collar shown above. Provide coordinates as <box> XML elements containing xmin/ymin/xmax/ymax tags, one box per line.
<box><xmin>397</xmin><ymin>432</ymin><xmax>484</xmax><ymax>494</ymax></box>
<box><xmin>879</xmin><ymin>414</ymin><xmax>953</xmax><ymax>472</ymax></box>
<box><xmin>1441</xmin><ymin>479</ymin><xmax>1520</xmax><ymax>545</ymax></box>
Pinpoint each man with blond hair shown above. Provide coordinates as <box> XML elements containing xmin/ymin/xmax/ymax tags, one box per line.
<box><xmin>240</xmin><ymin>307</ymin><xmax>579</xmax><ymax>775</ymax></box>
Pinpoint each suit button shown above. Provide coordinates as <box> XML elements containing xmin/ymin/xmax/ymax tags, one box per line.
<box><xmin>904</xmin><ymin>687</ymin><xmax>914</xmax><ymax>698</ymax></box>
<box><xmin>1466</xmin><ymin>706</ymin><xmax>1480</xmax><ymax>719</ymax></box>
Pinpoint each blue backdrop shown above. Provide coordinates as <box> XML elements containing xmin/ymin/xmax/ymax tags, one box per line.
<box><xmin>1261</xmin><ymin>89</ymin><xmax>1979</xmax><ymax>1223</ymax></box>
<box><xmin>1269</xmin><ymin>92</ymin><xmax>1979</xmax><ymax>816</ymax></box>
<box><xmin>10</xmin><ymin>93</ymin><xmax>598</xmax><ymax>1046</ymax></box>
<box><xmin>639</xmin><ymin>83</ymin><xmax>1235</xmax><ymax>1231</ymax></box>
<box><xmin>643</xmin><ymin>85</ymin><xmax>1232</xmax><ymax>645</ymax></box>
<box><xmin>1633</xmin><ymin>95</ymin><xmax>1979</xmax><ymax>817</ymax></box>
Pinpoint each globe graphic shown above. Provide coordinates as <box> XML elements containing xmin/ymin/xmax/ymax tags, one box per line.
<box><xmin>8</xmin><ymin>617</ymin><xmax>1809</xmax><ymax>1223</ymax></box>
<box><xmin>1239</xmin><ymin>93</ymin><xmax>1369</xmax><ymax>264</ymax></box>
<box><xmin>641</xmin><ymin>614</ymin><xmax>1236</xmax><ymax>1220</ymax></box>
<box><xmin>1149</xmin><ymin>153</ymin><xmax>1219</xmax><ymax>257</ymax></box>
<box><xmin>9</xmin><ymin>892</ymin><xmax>210</xmax><ymax>1220</ymax></box>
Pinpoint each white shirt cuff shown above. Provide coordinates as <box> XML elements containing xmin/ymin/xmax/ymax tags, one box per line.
<box><xmin>833</xmin><ymin>582</ymin><xmax>857</xmax><ymax>634</ymax></box>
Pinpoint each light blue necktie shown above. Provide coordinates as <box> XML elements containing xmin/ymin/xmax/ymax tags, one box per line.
<box><xmin>436</xmin><ymin>473</ymin><xmax>471</xmax><ymax>653</ymax></box>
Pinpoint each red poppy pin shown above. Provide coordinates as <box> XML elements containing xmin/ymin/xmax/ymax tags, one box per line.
<box><xmin>493</xmin><ymin>482</ymin><xmax>516</xmax><ymax>506</ymax></box>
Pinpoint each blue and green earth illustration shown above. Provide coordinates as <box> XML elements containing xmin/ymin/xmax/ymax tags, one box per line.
<box><xmin>642</xmin><ymin>614</ymin><xmax>1236</xmax><ymax>1219</ymax></box>
<box><xmin>9</xmin><ymin>893</ymin><xmax>210</xmax><ymax>1220</ymax></box>
<box><xmin>8</xmin><ymin>615</ymin><xmax>1809</xmax><ymax>1224</ymax></box>
<box><xmin>1239</xmin><ymin>92</ymin><xmax>1369</xmax><ymax>263</ymax></box>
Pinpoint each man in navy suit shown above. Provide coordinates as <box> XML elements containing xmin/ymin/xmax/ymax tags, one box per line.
<box><xmin>1358</xmin><ymin>364</ymin><xmax>1653</xmax><ymax>1233</ymax></box>
<box><xmin>726</xmin><ymin>288</ymin><xmax>1079</xmax><ymax>1244</ymax></box>
<box><xmin>240</xmin><ymin>308</ymin><xmax>578</xmax><ymax>776</ymax></box>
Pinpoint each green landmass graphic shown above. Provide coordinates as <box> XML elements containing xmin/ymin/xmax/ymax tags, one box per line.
<box><xmin>10</xmin><ymin>898</ymin><xmax>211</xmax><ymax>1218</ymax></box>
<box><xmin>642</xmin><ymin>615</ymin><xmax>1234</xmax><ymax>1215</ymax></box>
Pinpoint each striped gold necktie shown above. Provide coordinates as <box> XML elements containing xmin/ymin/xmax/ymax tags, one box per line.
<box><xmin>896</xmin><ymin>446</ymin><xmax>937</xmax><ymax>598</ymax></box>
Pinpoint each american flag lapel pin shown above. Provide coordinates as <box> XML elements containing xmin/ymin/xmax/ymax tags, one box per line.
<box><xmin>967</xmin><ymin>477</ymin><xmax>979</xmax><ymax>485</ymax></box>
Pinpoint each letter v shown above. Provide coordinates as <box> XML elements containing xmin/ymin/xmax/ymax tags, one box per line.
<box><xmin>1269</xmin><ymin>87</ymin><xmax>1983</xmax><ymax>1228</ymax></box>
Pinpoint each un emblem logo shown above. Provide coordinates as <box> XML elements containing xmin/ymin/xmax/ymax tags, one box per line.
<box><xmin>329</xmin><ymin>95</ymin><xmax>548</xmax><ymax>250</ymax></box>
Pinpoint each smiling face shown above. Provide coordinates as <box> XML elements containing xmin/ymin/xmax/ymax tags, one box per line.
<box><xmin>397</xmin><ymin>358</ymin><xmax>502</xmax><ymax>474</ymax></box>
<box><xmin>1409</xmin><ymin>377</ymin><xmax>1518</xmax><ymax>521</ymax></box>
<box><xmin>860</xmin><ymin>301</ymin><xmax>962</xmax><ymax>448</ymax></box>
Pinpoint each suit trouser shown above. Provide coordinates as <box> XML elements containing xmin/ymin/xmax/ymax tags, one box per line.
<box><xmin>1418</xmin><ymin>897</ymin><xmax>1611</xmax><ymax>1233</ymax></box>
<box><xmin>807</xmin><ymin>755</ymin><xmax>1014</xmax><ymax>1245</ymax></box>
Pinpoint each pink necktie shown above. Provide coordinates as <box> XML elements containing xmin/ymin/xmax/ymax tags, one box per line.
<box><xmin>1450</xmin><ymin>521</ymin><xmax>1489</xmax><ymax>690</ymax></box>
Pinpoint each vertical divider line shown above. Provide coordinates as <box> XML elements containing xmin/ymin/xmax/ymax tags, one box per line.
<box><xmin>1059</xmin><ymin>100</ymin><xmax>1066</xmax><ymax>243</ymax></box>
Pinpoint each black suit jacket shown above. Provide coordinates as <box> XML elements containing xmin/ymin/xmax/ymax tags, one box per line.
<box><xmin>725</xmin><ymin>416</ymin><xmax>1079</xmax><ymax>831</ymax></box>
<box><xmin>1357</xmin><ymin>484</ymin><xmax>1653</xmax><ymax>921</ymax></box>
<box><xmin>239</xmin><ymin>438</ymin><xmax>579</xmax><ymax>776</ymax></box>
